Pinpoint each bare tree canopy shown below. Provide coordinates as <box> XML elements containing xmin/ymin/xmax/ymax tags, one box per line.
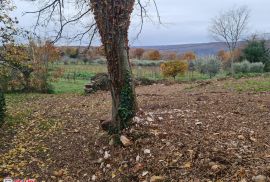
<box><xmin>25</xmin><ymin>0</ymin><xmax>159</xmax><ymax>45</ymax></box>
<box><xmin>209</xmin><ymin>6</ymin><xmax>250</xmax><ymax>52</ymax></box>
<box><xmin>209</xmin><ymin>6</ymin><xmax>250</xmax><ymax>73</ymax></box>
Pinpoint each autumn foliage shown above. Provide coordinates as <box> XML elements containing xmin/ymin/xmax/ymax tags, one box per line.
<box><xmin>160</xmin><ymin>61</ymin><xmax>188</xmax><ymax>79</ymax></box>
<box><xmin>217</xmin><ymin>49</ymin><xmax>242</xmax><ymax>69</ymax></box>
<box><xmin>65</xmin><ymin>47</ymin><xmax>79</xmax><ymax>58</ymax></box>
<box><xmin>179</xmin><ymin>51</ymin><xmax>197</xmax><ymax>61</ymax></box>
<box><xmin>144</xmin><ymin>50</ymin><xmax>161</xmax><ymax>60</ymax></box>
<box><xmin>1</xmin><ymin>41</ymin><xmax>61</xmax><ymax>92</ymax></box>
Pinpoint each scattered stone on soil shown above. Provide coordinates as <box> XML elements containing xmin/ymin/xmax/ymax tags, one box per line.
<box><xmin>1</xmin><ymin>77</ymin><xmax>270</xmax><ymax>181</ymax></box>
<box><xmin>120</xmin><ymin>135</ymin><xmax>133</xmax><ymax>147</ymax></box>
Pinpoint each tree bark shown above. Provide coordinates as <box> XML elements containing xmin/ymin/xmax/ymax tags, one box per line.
<box><xmin>230</xmin><ymin>49</ymin><xmax>235</xmax><ymax>75</ymax></box>
<box><xmin>91</xmin><ymin>0</ymin><xmax>137</xmax><ymax>134</ymax></box>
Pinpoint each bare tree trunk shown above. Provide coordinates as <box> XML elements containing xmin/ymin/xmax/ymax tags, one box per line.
<box><xmin>230</xmin><ymin>50</ymin><xmax>235</xmax><ymax>75</ymax></box>
<box><xmin>91</xmin><ymin>0</ymin><xmax>137</xmax><ymax>134</ymax></box>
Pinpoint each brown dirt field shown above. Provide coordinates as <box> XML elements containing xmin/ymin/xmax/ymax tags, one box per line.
<box><xmin>0</xmin><ymin>78</ymin><xmax>270</xmax><ymax>181</ymax></box>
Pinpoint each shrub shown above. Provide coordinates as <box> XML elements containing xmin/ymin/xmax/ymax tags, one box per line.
<box><xmin>242</xmin><ymin>39</ymin><xmax>270</xmax><ymax>72</ymax></box>
<box><xmin>0</xmin><ymin>90</ymin><xmax>6</xmax><ymax>127</ymax></box>
<box><xmin>249</xmin><ymin>62</ymin><xmax>264</xmax><ymax>73</ymax></box>
<box><xmin>241</xmin><ymin>61</ymin><xmax>251</xmax><ymax>73</ymax></box>
<box><xmin>131</xmin><ymin>60</ymin><xmax>165</xmax><ymax>67</ymax></box>
<box><xmin>234</xmin><ymin>60</ymin><xmax>250</xmax><ymax>73</ymax></box>
<box><xmin>160</xmin><ymin>60</ymin><xmax>188</xmax><ymax>79</ymax></box>
<box><xmin>179</xmin><ymin>51</ymin><xmax>197</xmax><ymax>61</ymax></box>
<box><xmin>66</xmin><ymin>47</ymin><xmax>79</xmax><ymax>58</ymax></box>
<box><xmin>233</xmin><ymin>61</ymin><xmax>265</xmax><ymax>74</ymax></box>
<box><xmin>195</xmin><ymin>57</ymin><xmax>221</xmax><ymax>78</ymax></box>
<box><xmin>144</xmin><ymin>50</ymin><xmax>161</xmax><ymax>60</ymax></box>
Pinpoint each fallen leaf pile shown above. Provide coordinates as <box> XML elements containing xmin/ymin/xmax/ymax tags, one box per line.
<box><xmin>0</xmin><ymin>78</ymin><xmax>269</xmax><ymax>181</ymax></box>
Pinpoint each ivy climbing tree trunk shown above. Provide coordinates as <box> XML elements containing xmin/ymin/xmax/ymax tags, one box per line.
<box><xmin>0</xmin><ymin>89</ymin><xmax>6</xmax><ymax>127</ymax></box>
<box><xmin>90</xmin><ymin>0</ymin><xmax>137</xmax><ymax>134</ymax></box>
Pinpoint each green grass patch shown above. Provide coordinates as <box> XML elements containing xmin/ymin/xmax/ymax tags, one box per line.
<box><xmin>224</xmin><ymin>77</ymin><xmax>270</xmax><ymax>92</ymax></box>
<box><xmin>51</xmin><ymin>79</ymin><xmax>88</xmax><ymax>94</ymax></box>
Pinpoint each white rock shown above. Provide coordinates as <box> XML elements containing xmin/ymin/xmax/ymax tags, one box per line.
<box><xmin>120</xmin><ymin>135</ymin><xmax>133</xmax><ymax>147</ymax></box>
<box><xmin>133</xmin><ymin>116</ymin><xmax>141</xmax><ymax>123</ymax></box>
<box><xmin>109</xmin><ymin>138</ymin><xmax>115</xmax><ymax>146</ymax></box>
<box><xmin>100</xmin><ymin>162</ymin><xmax>104</xmax><ymax>169</ymax></box>
<box><xmin>147</xmin><ymin>117</ymin><xmax>154</xmax><ymax>122</ymax></box>
<box><xmin>99</xmin><ymin>149</ymin><xmax>104</xmax><ymax>154</ymax></box>
<box><xmin>144</xmin><ymin>149</ymin><xmax>151</xmax><ymax>154</ymax></box>
<box><xmin>136</xmin><ymin>155</ymin><xmax>140</xmax><ymax>162</ymax></box>
<box><xmin>104</xmin><ymin>151</ymin><xmax>111</xmax><ymax>159</ymax></box>
<box><xmin>142</xmin><ymin>171</ymin><xmax>149</xmax><ymax>176</ymax></box>
<box><xmin>252</xmin><ymin>175</ymin><xmax>267</xmax><ymax>182</ymax></box>
<box><xmin>91</xmin><ymin>175</ymin><xmax>97</xmax><ymax>181</ymax></box>
<box><xmin>158</xmin><ymin>117</ymin><xmax>164</xmax><ymax>121</ymax></box>
<box><xmin>250</xmin><ymin>137</ymin><xmax>257</xmax><ymax>142</ymax></box>
<box><xmin>238</xmin><ymin>135</ymin><xmax>245</xmax><ymax>140</ymax></box>
<box><xmin>150</xmin><ymin>176</ymin><xmax>165</xmax><ymax>182</ymax></box>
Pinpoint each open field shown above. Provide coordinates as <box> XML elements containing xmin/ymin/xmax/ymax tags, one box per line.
<box><xmin>51</xmin><ymin>63</ymin><xmax>227</xmax><ymax>94</ymax></box>
<box><xmin>1</xmin><ymin>76</ymin><xmax>270</xmax><ymax>181</ymax></box>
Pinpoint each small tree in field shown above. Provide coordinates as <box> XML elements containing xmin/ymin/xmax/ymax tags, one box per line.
<box><xmin>148</xmin><ymin>50</ymin><xmax>161</xmax><ymax>60</ymax></box>
<box><xmin>209</xmin><ymin>6</ymin><xmax>249</xmax><ymax>74</ymax></box>
<box><xmin>134</xmin><ymin>48</ymin><xmax>145</xmax><ymax>60</ymax></box>
<box><xmin>217</xmin><ymin>50</ymin><xmax>230</xmax><ymax>62</ymax></box>
<box><xmin>181</xmin><ymin>51</ymin><xmax>196</xmax><ymax>61</ymax></box>
<box><xmin>160</xmin><ymin>61</ymin><xmax>188</xmax><ymax>80</ymax></box>
<box><xmin>29</xmin><ymin>40</ymin><xmax>61</xmax><ymax>92</ymax></box>
<box><xmin>196</xmin><ymin>58</ymin><xmax>221</xmax><ymax>78</ymax></box>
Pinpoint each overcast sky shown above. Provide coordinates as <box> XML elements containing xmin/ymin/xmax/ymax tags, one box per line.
<box><xmin>13</xmin><ymin>0</ymin><xmax>270</xmax><ymax>46</ymax></box>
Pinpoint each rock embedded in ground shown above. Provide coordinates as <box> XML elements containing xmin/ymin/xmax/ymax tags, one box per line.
<box><xmin>144</xmin><ymin>149</ymin><xmax>151</xmax><ymax>154</ymax></box>
<box><xmin>142</xmin><ymin>171</ymin><xmax>149</xmax><ymax>177</ymax></box>
<box><xmin>132</xmin><ymin>163</ymin><xmax>144</xmax><ymax>173</ymax></box>
<box><xmin>150</xmin><ymin>176</ymin><xmax>165</xmax><ymax>182</ymax></box>
<box><xmin>120</xmin><ymin>135</ymin><xmax>133</xmax><ymax>147</ymax></box>
<box><xmin>91</xmin><ymin>175</ymin><xmax>97</xmax><ymax>181</ymax></box>
<box><xmin>211</xmin><ymin>164</ymin><xmax>221</xmax><ymax>171</ymax></box>
<box><xmin>238</xmin><ymin>135</ymin><xmax>245</xmax><ymax>140</ymax></box>
<box><xmin>252</xmin><ymin>175</ymin><xmax>267</xmax><ymax>182</ymax></box>
<box><xmin>136</xmin><ymin>155</ymin><xmax>140</xmax><ymax>162</ymax></box>
<box><xmin>147</xmin><ymin>117</ymin><xmax>154</xmax><ymax>122</ymax></box>
<box><xmin>104</xmin><ymin>151</ymin><xmax>110</xmax><ymax>159</ymax></box>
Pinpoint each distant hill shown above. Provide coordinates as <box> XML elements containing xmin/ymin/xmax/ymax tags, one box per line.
<box><xmin>134</xmin><ymin>42</ymin><xmax>236</xmax><ymax>57</ymax></box>
<box><xmin>60</xmin><ymin>39</ymin><xmax>270</xmax><ymax>57</ymax></box>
